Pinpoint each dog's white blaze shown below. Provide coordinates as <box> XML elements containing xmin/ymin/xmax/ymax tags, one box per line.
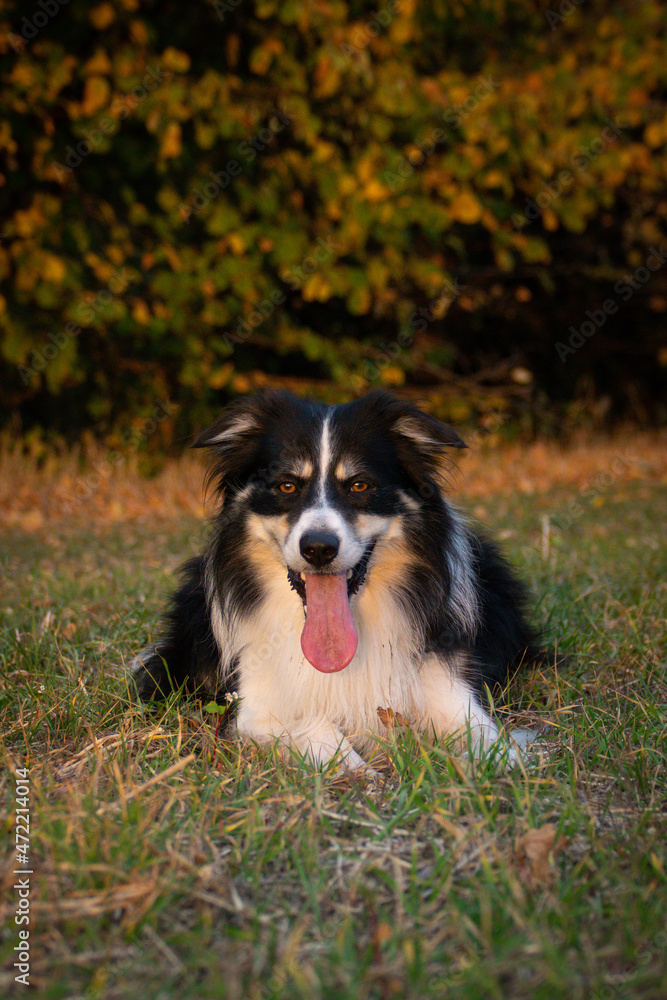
<box><xmin>317</xmin><ymin>414</ymin><xmax>333</xmax><ymax>502</ymax></box>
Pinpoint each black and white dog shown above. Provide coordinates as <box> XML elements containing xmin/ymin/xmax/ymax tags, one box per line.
<box><xmin>131</xmin><ymin>390</ymin><xmax>539</xmax><ymax>770</ymax></box>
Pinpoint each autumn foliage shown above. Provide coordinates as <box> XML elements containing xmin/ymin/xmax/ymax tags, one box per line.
<box><xmin>1</xmin><ymin>0</ymin><xmax>666</xmax><ymax>439</ymax></box>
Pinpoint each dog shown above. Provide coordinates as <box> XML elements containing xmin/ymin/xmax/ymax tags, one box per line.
<box><xmin>131</xmin><ymin>389</ymin><xmax>540</xmax><ymax>770</ymax></box>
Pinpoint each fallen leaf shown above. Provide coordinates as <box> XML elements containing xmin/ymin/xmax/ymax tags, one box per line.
<box><xmin>377</xmin><ymin>706</ymin><xmax>411</xmax><ymax>729</ymax></box>
<box><xmin>515</xmin><ymin>823</ymin><xmax>568</xmax><ymax>886</ymax></box>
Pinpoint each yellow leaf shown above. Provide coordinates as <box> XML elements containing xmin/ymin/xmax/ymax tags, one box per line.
<box><xmin>160</xmin><ymin>122</ymin><xmax>182</xmax><ymax>159</ymax></box>
<box><xmin>314</xmin><ymin>53</ymin><xmax>340</xmax><ymax>99</ymax></box>
<box><xmin>482</xmin><ymin>170</ymin><xmax>505</xmax><ymax>188</ymax></box>
<box><xmin>377</xmin><ymin>707</ymin><xmax>411</xmax><ymax>729</ymax></box>
<box><xmin>363</xmin><ymin>179</ymin><xmax>389</xmax><ymax>202</ymax></box>
<box><xmin>644</xmin><ymin>120</ymin><xmax>666</xmax><ymax>149</ymax></box>
<box><xmin>449</xmin><ymin>191</ymin><xmax>483</xmax><ymax>224</ymax></box>
<box><xmin>161</xmin><ymin>47</ymin><xmax>191</xmax><ymax>73</ymax></box>
<box><xmin>14</xmin><ymin>206</ymin><xmax>45</xmax><ymax>237</ymax></box>
<box><xmin>132</xmin><ymin>300</ymin><xmax>151</xmax><ymax>324</ymax></box>
<box><xmin>209</xmin><ymin>364</ymin><xmax>233</xmax><ymax>389</ymax></box>
<box><xmin>515</xmin><ymin>824</ymin><xmax>568</xmax><ymax>887</ymax></box>
<box><xmin>379</xmin><ymin>365</ymin><xmax>406</xmax><ymax>387</ymax></box>
<box><xmin>11</xmin><ymin>64</ymin><xmax>36</xmax><ymax>88</ymax></box>
<box><xmin>347</xmin><ymin>285</ymin><xmax>371</xmax><ymax>315</ymax></box>
<box><xmin>302</xmin><ymin>274</ymin><xmax>331</xmax><ymax>301</ymax></box>
<box><xmin>81</xmin><ymin>77</ymin><xmax>110</xmax><ymax>116</ymax></box>
<box><xmin>41</xmin><ymin>254</ymin><xmax>66</xmax><ymax>283</ymax></box>
<box><xmin>129</xmin><ymin>20</ymin><xmax>149</xmax><ymax>47</ymax></box>
<box><xmin>542</xmin><ymin>207</ymin><xmax>559</xmax><ymax>231</ymax></box>
<box><xmin>89</xmin><ymin>3</ymin><xmax>116</xmax><ymax>30</ymax></box>
<box><xmin>83</xmin><ymin>51</ymin><xmax>112</xmax><ymax>76</ymax></box>
<box><xmin>227</xmin><ymin>233</ymin><xmax>245</xmax><ymax>255</ymax></box>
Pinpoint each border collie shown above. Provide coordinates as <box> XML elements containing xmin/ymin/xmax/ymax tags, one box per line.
<box><xmin>131</xmin><ymin>390</ymin><xmax>539</xmax><ymax>770</ymax></box>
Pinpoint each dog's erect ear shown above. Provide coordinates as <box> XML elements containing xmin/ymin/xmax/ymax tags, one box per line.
<box><xmin>192</xmin><ymin>396</ymin><xmax>267</xmax><ymax>497</ymax></box>
<box><xmin>392</xmin><ymin>413</ymin><xmax>467</xmax><ymax>454</ymax></box>
<box><xmin>193</xmin><ymin>401</ymin><xmax>260</xmax><ymax>449</ymax></box>
<box><xmin>193</xmin><ymin>389</ymin><xmax>301</xmax><ymax>450</ymax></box>
<box><xmin>386</xmin><ymin>399</ymin><xmax>466</xmax><ymax>488</ymax></box>
<box><xmin>192</xmin><ymin>390</ymin><xmax>302</xmax><ymax>496</ymax></box>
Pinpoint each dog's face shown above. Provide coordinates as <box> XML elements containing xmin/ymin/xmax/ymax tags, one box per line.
<box><xmin>196</xmin><ymin>390</ymin><xmax>464</xmax><ymax>672</ymax></box>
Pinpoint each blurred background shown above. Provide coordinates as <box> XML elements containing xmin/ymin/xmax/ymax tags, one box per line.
<box><xmin>1</xmin><ymin>0</ymin><xmax>666</xmax><ymax>453</ymax></box>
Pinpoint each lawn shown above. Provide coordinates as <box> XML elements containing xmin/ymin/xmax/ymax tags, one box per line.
<box><xmin>1</xmin><ymin>437</ymin><xmax>666</xmax><ymax>999</ymax></box>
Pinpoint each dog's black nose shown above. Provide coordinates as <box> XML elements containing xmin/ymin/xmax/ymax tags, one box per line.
<box><xmin>300</xmin><ymin>530</ymin><xmax>340</xmax><ymax>567</ymax></box>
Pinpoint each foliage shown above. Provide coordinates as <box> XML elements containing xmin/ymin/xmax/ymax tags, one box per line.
<box><xmin>1</xmin><ymin>0</ymin><xmax>666</xmax><ymax>438</ymax></box>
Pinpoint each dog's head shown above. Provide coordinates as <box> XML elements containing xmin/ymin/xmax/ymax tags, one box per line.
<box><xmin>195</xmin><ymin>390</ymin><xmax>465</xmax><ymax>672</ymax></box>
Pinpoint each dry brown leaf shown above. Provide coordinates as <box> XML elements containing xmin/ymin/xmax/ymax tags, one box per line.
<box><xmin>377</xmin><ymin>706</ymin><xmax>411</xmax><ymax>729</ymax></box>
<box><xmin>514</xmin><ymin>823</ymin><xmax>568</xmax><ymax>886</ymax></box>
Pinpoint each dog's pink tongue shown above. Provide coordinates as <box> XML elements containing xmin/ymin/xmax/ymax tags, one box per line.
<box><xmin>301</xmin><ymin>572</ymin><xmax>358</xmax><ymax>673</ymax></box>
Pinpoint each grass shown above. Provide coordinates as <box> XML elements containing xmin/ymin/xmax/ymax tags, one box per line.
<box><xmin>1</xmin><ymin>444</ymin><xmax>666</xmax><ymax>1000</ymax></box>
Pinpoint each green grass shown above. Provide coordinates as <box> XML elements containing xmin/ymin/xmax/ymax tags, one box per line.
<box><xmin>1</xmin><ymin>483</ymin><xmax>666</xmax><ymax>999</ymax></box>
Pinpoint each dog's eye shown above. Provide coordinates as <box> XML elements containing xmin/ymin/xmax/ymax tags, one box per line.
<box><xmin>350</xmin><ymin>481</ymin><xmax>369</xmax><ymax>493</ymax></box>
<box><xmin>278</xmin><ymin>482</ymin><xmax>297</xmax><ymax>494</ymax></box>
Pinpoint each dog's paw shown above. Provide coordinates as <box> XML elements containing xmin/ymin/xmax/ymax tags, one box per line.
<box><xmin>508</xmin><ymin>728</ymin><xmax>540</xmax><ymax>752</ymax></box>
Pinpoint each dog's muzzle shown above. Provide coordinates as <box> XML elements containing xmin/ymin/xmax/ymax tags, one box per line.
<box><xmin>287</xmin><ymin>542</ymin><xmax>376</xmax><ymax>673</ymax></box>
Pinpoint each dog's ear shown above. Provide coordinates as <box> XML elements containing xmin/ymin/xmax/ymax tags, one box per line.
<box><xmin>193</xmin><ymin>400</ymin><xmax>260</xmax><ymax>450</ymax></box>
<box><xmin>392</xmin><ymin>413</ymin><xmax>467</xmax><ymax>454</ymax></box>
<box><xmin>192</xmin><ymin>396</ymin><xmax>267</xmax><ymax>498</ymax></box>
<box><xmin>387</xmin><ymin>400</ymin><xmax>466</xmax><ymax>488</ymax></box>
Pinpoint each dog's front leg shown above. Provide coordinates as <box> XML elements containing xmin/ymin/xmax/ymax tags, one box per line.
<box><xmin>236</xmin><ymin>702</ymin><xmax>368</xmax><ymax>771</ymax></box>
<box><xmin>417</xmin><ymin>655</ymin><xmax>519</xmax><ymax>764</ymax></box>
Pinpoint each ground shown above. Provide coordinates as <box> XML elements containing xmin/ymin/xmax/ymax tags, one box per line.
<box><xmin>0</xmin><ymin>433</ymin><xmax>665</xmax><ymax>999</ymax></box>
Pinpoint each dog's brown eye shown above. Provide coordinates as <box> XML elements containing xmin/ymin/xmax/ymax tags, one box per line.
<box><xmin>350</xmin><ymin>481</ymin><xmax>369</xmax><ymax>493</ymax></box>
<box><xmin>278</xmin><ymin>482</ymin><xmax>297</xmax><ymax>494</ymax></box>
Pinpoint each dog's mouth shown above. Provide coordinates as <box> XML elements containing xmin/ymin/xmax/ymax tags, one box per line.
<box><xmin>287</xmin><ymin>543</ymin><xmax>375</xmax><ymax>675</ymax></box>
<box><xmin>287</xmin><ymin>543</ymin><xmax>375</xmax><ymax>604</ymax></box>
